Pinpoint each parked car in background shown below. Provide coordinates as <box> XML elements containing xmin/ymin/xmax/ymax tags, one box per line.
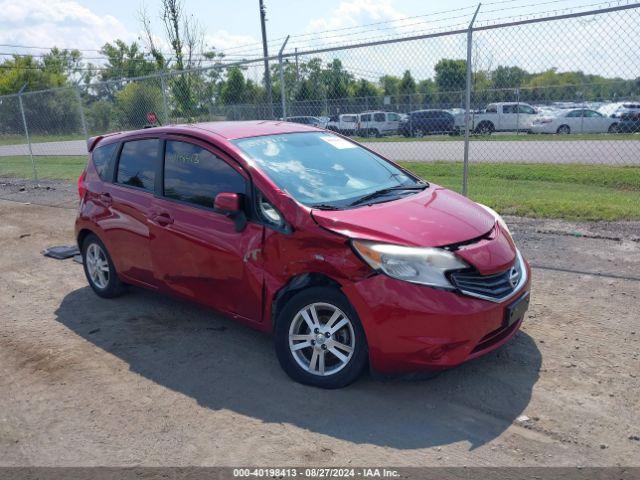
<box><xmin>357</xmin><ymin>111</ymin><xmax>401</xmax><ymax>137</ymax></box>
<box><xmin>617</xmin><ymin>112</ymin><xmax>640</xmax><ymax>133</ymax></box>
<box><xmin>400</xmin><ymin>109</ymin><xmax>455</xmax><ymax>137</ymax></box>
<box><xmin>599</xmin><ymin>102</ymin><xmax>640</xmax><ymax>118</ymax></box>
<box><xmin>76</xmin><ymin>121</ymin><xmax>530</xmax><ymax>388</ymax></box>
<box><xmin>326</xmin><ymin>114</ymin><xmax>359</xmax><ymax>135</ymax></box>
<box><xmin>453</xmin><ymin>102</ymin><xmax>538</xmax><ymax>134</ymax></box>
<box><xmin>286</xmin><ymin>116</ymin><xmax>326</xmax><ymax>128</ymax></box>
<box><xmin>530</xmin><ymin>108</ymin><xmax>619</xmax><ymax>134</ymax></box>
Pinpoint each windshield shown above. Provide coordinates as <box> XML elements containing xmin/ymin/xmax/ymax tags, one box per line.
<box><xmin>232</xmin><ymin>132</ymin><xmax>419</xmax><ymax>208</ymax></box>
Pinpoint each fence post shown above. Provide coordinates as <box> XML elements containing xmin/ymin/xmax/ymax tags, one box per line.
<box><xmin>17</xmin><ymin>84</ymin><xmax>37</xmax><ymax>181</ymax></box>
<box><xmin>462</xmin><ymin>3</ymin><xmax>481</xmax><ymax>197</ymax></box>
<box><xmin>278</xmin><ymin>36</ymin><xmax>290</xmax><ymax>120</ymax></box>
<box><xmin>74</xmin><ymin>86</ymin><xmax>89</xmax><ymax>142</ymax></box>
<box><xmin>160</xmin><ymin>71</ymin><xmax>170</xmax><ymax>124</ymax></box>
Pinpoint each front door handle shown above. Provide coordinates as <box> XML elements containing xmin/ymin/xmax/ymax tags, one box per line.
<box><xmin>151</xmin><ymin>213</ymin><xmax>173</xmax><ymax>227</ymax></box>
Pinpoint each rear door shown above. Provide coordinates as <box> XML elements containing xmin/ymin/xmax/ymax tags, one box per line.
<box><xmin>500</xmin><ymin>104</ymin><xmax>518</xmax><ymax>131</ymax></box>
<box><xmin>103</xmin><ymin>137</ymin><xmax>161</xmax><ymax>287</ymax></box>
<box><xmin>149</xmin><ymin>137</ymin><xmax>264</xmax><ymax>323</ymax></box>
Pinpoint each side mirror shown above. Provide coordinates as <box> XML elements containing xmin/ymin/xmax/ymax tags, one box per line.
<box><xmin>214</xmin><ymin>192</ymin><xmax>246</xmax><ymax>232</ymax></box>
<box><xmin>214</xmin><ymin>192</ymin><xmax>241</xmax><ymax>213</ymax></box>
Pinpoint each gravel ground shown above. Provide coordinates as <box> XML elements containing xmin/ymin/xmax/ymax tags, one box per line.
<box><xmin>0</xmin><ymin>183</ymin><xmax>638</xmax><ymax>467</ymax></box>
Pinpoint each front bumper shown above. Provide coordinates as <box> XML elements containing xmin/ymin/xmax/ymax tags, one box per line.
<box><xmin>342</xmin><ymin>261</ymin><xmax>531</xmax><ymax>375</ymax></box>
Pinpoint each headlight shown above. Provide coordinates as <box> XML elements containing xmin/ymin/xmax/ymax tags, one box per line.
<box><xmin>477</xmin><ymin>203</ymin><xmax>511</xmax><ymax>236</ymax></box>
<box><xmin>351</xmin><ymin>240</ymin><xmax>468</xmax><ymax>289</ymax></box>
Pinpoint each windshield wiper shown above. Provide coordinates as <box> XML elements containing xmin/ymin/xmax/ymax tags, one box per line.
<box><xmin>311</xmin><ymin>203</ymin><xmax>341</xmax><ymax>210</ymax></box>
<box><xmin>348</xmin><ymin>183</ymin><xmax>428</xmax><ymax>207</ymax></box>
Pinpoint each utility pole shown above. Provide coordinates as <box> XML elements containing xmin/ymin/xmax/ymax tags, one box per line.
<box><xmin>259</xmin><ymin>0</ymin><xmax>274</xmax><ymax>119</ymax></box>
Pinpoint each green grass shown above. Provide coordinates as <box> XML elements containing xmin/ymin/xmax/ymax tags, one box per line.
<box><xmin>401</xmin><ymin>162</ymin><xmax>640</xmax><ymax>221</ymax></box>
<box><xmin>354</xmin><ymin>133</ymin><xmax>640</xmax><ymax>142</ymax></box>
<box><xmin>0</xmin><ymin>133</ymin><xmax>85</xmax><ymax>146</ymax></box>
<box><xmin>0</xmin><ymin>155</ymin><xmax>86</xmax><ymax>180</ymax></box>
<box><xmin>1</xmin><ymin>155</ymin><xmax>638</xmax><ymax>221</ymax></box>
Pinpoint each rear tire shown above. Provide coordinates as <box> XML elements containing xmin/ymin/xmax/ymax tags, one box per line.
<box><xmin>608</xmin><ymin>123</ymin><xmax>619</xmax><ymax>134</ymax></box>
<box><xmin>275</xmin><ymin>287</ymin><xmax>368</xmax><ymax>389</ymax></box>
<box><xmin>475</xmin><ymin>121</ymin><xmax>494</xmax><ymax>135</ymax></box>
<box><xmin>81</xmin><ymin>233</ymin><xmax>126</xmax><ymax>298</ymax></box>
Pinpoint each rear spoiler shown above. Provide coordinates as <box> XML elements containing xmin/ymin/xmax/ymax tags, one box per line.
<box><xmin>87</xmin><ymin>132</ymin><xmax>121</xmax><ymax>152</ymax></box>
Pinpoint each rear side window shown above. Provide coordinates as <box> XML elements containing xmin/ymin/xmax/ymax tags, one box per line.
<box><xmin>374</xmin><ymin>113</ymin><xmax>385</xmax><ymax>122</ymax></box>
<box><xmin>360</xmin><ymin>114</ymin><xmax>371</xmax><ymax>122</ymax></box>
<box><xmin>116</xmin><ymin>139</ymin><xmax>159</xmax><ymax>191</ymax></box>
<box><xmin>163</xmin><ymin>141</ymin><xmax>246</xmax><ymax>208</ymax></box>
<box><xmin>91</xmin><ymin>143</ymin><xmax>118</xmax><ymax>181</ymax></box>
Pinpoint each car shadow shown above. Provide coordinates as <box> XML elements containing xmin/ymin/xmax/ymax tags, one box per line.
<box><xmin>54</xmin><ymin>286</ymin><xmax>541</xmax><ymax>450</ymax></box>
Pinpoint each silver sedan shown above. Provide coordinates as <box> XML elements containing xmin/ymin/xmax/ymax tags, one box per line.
<box><xmin>531</xmin><ymin>108</ymin><xmax>619</xmax><ymax>134</ymax></box>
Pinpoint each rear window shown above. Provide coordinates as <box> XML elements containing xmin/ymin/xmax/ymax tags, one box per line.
<box><xmin>116</xmin><ymin>139</ymin><xmax>159</xmax><ymax>192</ymax></box>
<box><xmin>91</xmin><ymin>143</ymin><xmax>118</xmax><ymax>181</ymax></box>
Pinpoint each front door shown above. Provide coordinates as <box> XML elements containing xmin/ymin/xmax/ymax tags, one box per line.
<box><xmin>149</xmin><ymin>138</ymin><xmax>264</xmax><ymax>323</ymax></box>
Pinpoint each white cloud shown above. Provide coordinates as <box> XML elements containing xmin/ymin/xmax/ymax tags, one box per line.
<box><xmin>307</xmin><ymin>0</ymin><xmax>406</xmax><ymax>32</ymax></box>
<box><xmin>206</xmin><ymin>30</ymin><xmax>259</xmax><ymax>54</ymax></box>
<box><xmin>0</xmin><ymin>0</ymin><xmax>136</xmax><ymax>51</ymax></box>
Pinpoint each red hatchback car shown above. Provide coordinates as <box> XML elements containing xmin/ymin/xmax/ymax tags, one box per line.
<box><xmin>76</xmin><ymin>121</ymin><xmax>530</xmax><ymax>388</ymax></box>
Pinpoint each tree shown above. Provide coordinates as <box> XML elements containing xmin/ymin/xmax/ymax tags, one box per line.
<box><xmin>434</xmin><ymin>59</ymin><xmax>467</xmax><ymax>92</ymax></box>
<box><xmin>98</xmin><ymin>41</ymin><xmax>157</xmax><ymax>81</ymax></box>
<box><xmin>398</xmin><ymin>70</ymin><xmax>416</xmax><ymax>95</ymax></box>
<box><xmin>220</xmin><ymin>67</ymin><xmax>246</xmax><ymax>105</ymax></box>
<box><xmin>115</xmin><ymin>82</ymin><xmax>163</xmax><ymax>129</ymax></box>
<box><xmin>379</xmin><ymin>75</ymin><xmax>400</xmax><ymax>96</ymax></box>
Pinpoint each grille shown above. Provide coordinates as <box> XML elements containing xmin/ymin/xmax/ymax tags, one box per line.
<box><xmin>450</xmin><ymin>252</ymin><xmax>525</xmax><ymax>302</ymax></box>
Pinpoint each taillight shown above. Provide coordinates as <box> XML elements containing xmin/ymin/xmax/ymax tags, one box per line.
<box><xmin>78</xmin><ymin>169</ymin><xmax>87</xmax><ymax>200</ymax></box>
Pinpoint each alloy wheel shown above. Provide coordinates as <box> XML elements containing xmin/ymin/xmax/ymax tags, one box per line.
<box><xmin>288</xmin><ymin>302</ymin><xmax>355</xmax><ymax>376</ymax></box>
<box><xmin>86</xmin><ymin>242</ymin><xmax>110</xmax><ymax>289</ymax></box>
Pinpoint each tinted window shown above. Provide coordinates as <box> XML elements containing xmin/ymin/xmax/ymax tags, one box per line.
<box><xmin>360</xmin><ymin>114</ymin><xmax>371</xmax><ymax>122</ymax></box>
<box><xmin>486</xmin><ymin>104</ymin><xmax>498</xmax><ymax>113</ymax></box>
<box><xmin>585</xmin><ymin>110</ymin><xmax>602</xmax><ymax>117</ymax></box>
<box><xmin>374</xmin><ymin>113</ymin><xmax>385</xmax><ymax>122</ymax></box>
<box><xmin>502</xmin><ymin>105</ymin><xmax>516</xmax><ymax>114</ymax></box>
<box><xmin>116</xmin><ymin>139</ymin><xmax>158</xmax><ymax>191</ymax></box>
<box><xmin>566</xmin><ymin>110</ymin><xmax>583</xmax><ymax>118</ymax></box>
<box><xmin>163</xmin><ymin>141</ymin><xmax>245</xmax><ymax>208</ymax></box>
<box><xmin>92</xmin><ymin>143</ymin><xmax>118</xmax><ymax>181</ymax></box>
<box><xmin>388</xmin><ymin>113</ymin><xmax>400</xmax><ymax>121</ymax></box>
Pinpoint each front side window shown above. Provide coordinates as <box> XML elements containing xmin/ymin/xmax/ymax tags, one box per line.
<box><xmin>163</xmin><ymin>141</ymin><xmax>245</xmax><ymax>208</ymax></box>
<box><xmin>92</xmin><ymin>143</ymin><xmax>118</xmax><ymax>181</ymax></box>
<box><xmin>566</xmin><ymin>110</ymin><xmax>583</xmax><ymax>118</ymax></box>
<box><xmin>116</xmin><ymin>139</ymin><xmax>159</xmax><ymax>191</ymax></box>
<box><xmin>232</xmin><ymin>132</ymin><xmax>419</xmax><ymax>208</ymax></box>
<box><xmin>388</xmin><ymin>113</ymin><xmax>400</xmax><ymax>121</ymax></box>
<box><xmin>518</xmin><ymin>105</ymin><xmax>536</xmax><ymax>114</ymax></box>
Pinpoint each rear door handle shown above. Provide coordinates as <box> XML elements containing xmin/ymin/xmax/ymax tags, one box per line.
<box><xmin>151</xmin><ymin>213</ymin><xmax>173</xmax><ymax>227</ymax></box>
<box><xmin>99</xmin><ymin>192</ymin><xmax>112</xmax><ymax>206</ymax></box>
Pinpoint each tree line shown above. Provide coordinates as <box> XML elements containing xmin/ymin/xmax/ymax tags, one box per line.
<box><xmin>0</xmin><ymin>0</ymin><xmax>638</xmax><ymax>135</ymax></box>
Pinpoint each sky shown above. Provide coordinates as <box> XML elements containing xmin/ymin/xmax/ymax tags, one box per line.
<box><xmin>0</xmin><ymin>0</ymin><xmax>637</xmax><ymax>80</ymax></box>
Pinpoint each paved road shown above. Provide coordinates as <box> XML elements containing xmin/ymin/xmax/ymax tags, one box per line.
<box><xmin>1</xmin><ymin>138</ymin><xmax>638</xmax><ymax>164</ymax></box>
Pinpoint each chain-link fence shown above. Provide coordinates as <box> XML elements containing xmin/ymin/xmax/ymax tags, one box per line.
<box><xmin>0</xmin><ymin>2</ymin><xmax>638</xmax><ymax>217</ymax></box>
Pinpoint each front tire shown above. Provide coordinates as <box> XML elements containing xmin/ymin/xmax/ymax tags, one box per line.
<box><xmin>275</xmin><ymin>287</ymin><xmax>368</xmax><ymax>388</ymax></box>
<box><xmin>557</xmin><ymin>124</ymin><xmax>570</xmax><ymax>134</ymax></box>
<box><xmin>82</xmin><ymin>234</ymin><xmax>125</xmax><ymax>298</ymax></box>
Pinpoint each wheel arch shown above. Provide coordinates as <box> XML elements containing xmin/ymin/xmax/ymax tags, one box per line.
<box><xmin>271</xmin><ymin>272</ymin><xmax>344</xmax><ymax>331</ymax></box>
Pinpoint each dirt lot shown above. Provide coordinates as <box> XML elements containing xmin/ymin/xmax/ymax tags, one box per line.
<box><xmin>0</xmin><ymin>182</ymin><xmax>639</xmax><ymax>467</ymax></box>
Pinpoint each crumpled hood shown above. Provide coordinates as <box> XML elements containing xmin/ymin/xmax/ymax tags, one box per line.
<box><xmin>311</xmin><ymin>186</ymin><xmax>496</xmax><ymax>248</ymax></box>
